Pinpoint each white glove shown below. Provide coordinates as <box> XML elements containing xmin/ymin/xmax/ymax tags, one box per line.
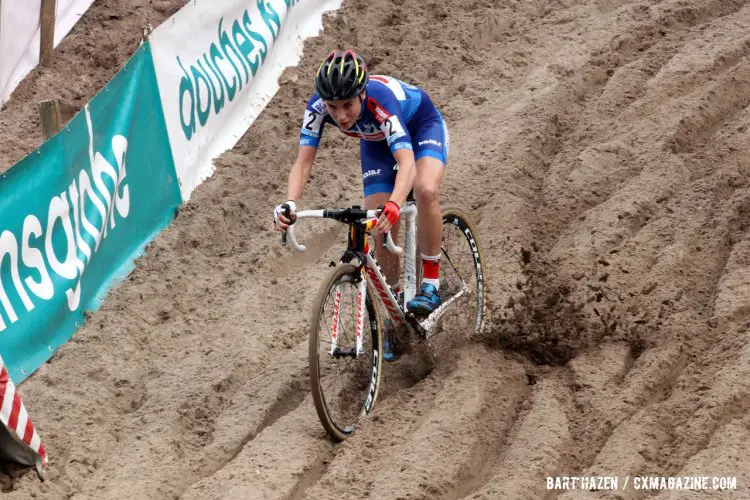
<box><xmin>273</xmin><ymin>200</ymin><xmax>297</xmax><ymax>231</ymax></box>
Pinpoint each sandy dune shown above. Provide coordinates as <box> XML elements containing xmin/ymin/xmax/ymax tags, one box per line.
<box><xmin>1</xmin><ymin>0</ymin><xmax>749</xmax><ymax>498</ymax></box>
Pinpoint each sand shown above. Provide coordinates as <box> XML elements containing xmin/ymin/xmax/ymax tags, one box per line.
<box><xmin>2</xmin><ymin>0</ymin><xmax>750</xmax><ymax>498</ymax></box>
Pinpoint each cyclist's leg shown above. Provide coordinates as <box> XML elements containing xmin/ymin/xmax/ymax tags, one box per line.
<box><xmin>360</xmin><ymin>139</ymin><xmax>401</xmax><ymax>288</ymax></box>
<box><xmin>414</xmin><ymin>156</ymin><xmax>444</xmax><ymax>258</ymax></box>
<box><xmin>407</xmin><ymin>115</ymin><xmax>448</xmax><ymax>314</ymax></box>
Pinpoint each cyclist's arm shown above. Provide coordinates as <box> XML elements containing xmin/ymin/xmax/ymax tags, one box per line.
<box><xmin>289</xmin><ymin>93</ymin><xmax>327</xmax><ymax>202</ymax></box>
<box><xmin>287</xmin><ymin>145</ymin><xmax>318</xmax><ymax>202</ymax></box>
<box><xmin>390</xmin><ymin>148</ymin><xmax>416</xmax><ymax>207</ymax></box>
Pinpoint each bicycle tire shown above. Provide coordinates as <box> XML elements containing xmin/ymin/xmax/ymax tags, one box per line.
<box><xmin>309</xmin><ymin>263</ymin><xmax>383</xmax><ymax>441</ymax></box>
<box><xmin>438</xmin><ymin>207</ymin><xmax>486</xmax><ymax>335</ymax></box>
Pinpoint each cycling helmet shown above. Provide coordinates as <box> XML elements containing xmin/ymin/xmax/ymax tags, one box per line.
<box><xmin>314</xmin><ymin>49</ymin><xmax>368</xmax><ymax>101</ymax></box>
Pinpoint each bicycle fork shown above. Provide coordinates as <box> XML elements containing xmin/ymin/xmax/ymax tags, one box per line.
<box><xmin>355</xmin><ymin>274</ymin><xmax>366</xmax><ymax>356</ymax></box>
<box><xmin>330</xmin><ymin>285</ymin><xmax>342</xmax><ymax>355</ymax></box>
<box><xmin>329</xmin><ymin>270</ymin><xmax>367</xmax><ymax>357</ymax></box>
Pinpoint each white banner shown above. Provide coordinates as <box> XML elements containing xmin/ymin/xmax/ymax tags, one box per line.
<box><xmin>150</xmin><ymin>0</ymin><xmax>341</xmax><ymax>201</ymax></box>
<box><xmin>0</xmin><ymin>0</ymin><xmax>95</xmax><ymax>105</ymax></box>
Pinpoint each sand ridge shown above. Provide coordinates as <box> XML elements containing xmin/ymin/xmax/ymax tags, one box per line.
<box><xmin>2</xmin><ymin>0</ymin><xmax>750</xmax><ymax>498</ymax></box>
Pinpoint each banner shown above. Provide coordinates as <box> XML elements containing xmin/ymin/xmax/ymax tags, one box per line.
<box><xmin>0</xmin><ymin>0</ymin><xmax>344</xmax><ymax>476</ymax></box>
<box><xmin>0</xmin><ymin>0</ymin><xmax>95</xmax><ymax>105</ymax></box>
<box><xmin>150</xmin><ymin>0</ymin><xmax>342</xmax><ymax>201</ymax></box>
<box><xmin>0</xmin><ymin>42</ymin><xmax>181</xmax><ymax>384</ymax></box>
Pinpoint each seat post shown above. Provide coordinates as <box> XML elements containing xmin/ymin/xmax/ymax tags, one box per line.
<box><xmin>402</xmin><ymin>205</ymin><xmax>418</xmax><ymax>309</ymax></box>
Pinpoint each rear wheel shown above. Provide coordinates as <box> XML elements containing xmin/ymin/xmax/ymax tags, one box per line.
<box><xmin>309</xmin><ymin>263</ymin><xmax>383</xmax><ymax>441</ymax></box>
<box><xmin>433</xmin><ymin>207</ymin><xmax>486</xmax><ymax>337</ymax></box>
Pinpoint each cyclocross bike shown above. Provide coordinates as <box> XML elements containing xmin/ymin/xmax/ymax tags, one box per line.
<box><xmin>281</xmin><ymin>197</ymin><xmax>485</xmax><ymax>441</ymax></box>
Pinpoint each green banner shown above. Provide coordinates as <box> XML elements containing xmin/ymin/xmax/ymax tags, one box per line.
<box><xmin>0</xmin><ymin>42</ymin><xmax>181</xmax><ymax>383</ymax></box>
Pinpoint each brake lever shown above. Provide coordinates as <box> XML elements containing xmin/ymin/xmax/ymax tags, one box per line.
<box><xmin>280</xmin><ymin>208</ymin><xmax>288</xmax><ymax>246</ymax></box>
<box><xmin>280</xmin><ymin>204</ymin><xmax>294</xmax><ymax>246</ymax></box>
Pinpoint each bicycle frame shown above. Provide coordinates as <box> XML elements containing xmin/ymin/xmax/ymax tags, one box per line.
<box><xmin>285</xmin><ymin>203</ymin><xmax>472</xmax><ymax>349</ymax></box>
<box><xmin>286</xmin><ymin>204</ymin><xmax>423</xmax><ymax>336</ymax></box>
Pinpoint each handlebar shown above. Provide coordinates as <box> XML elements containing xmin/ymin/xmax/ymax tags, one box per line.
<box><xmin>284</xmin><ymin>208</ymin><xmax>402</xmax><ymax>255</ymax></box>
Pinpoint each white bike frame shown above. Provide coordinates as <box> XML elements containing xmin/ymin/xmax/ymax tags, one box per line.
<box><xmin>285</xmin><ymin>202</ymin><xmax>470</xmax><ymax>346</ymax></box>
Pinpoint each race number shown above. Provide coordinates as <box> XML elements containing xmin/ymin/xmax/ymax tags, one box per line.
<box><xmin>381</xmin><ymin>115</ymin><xmax>406</xmax><ymax>143</ymax></box>
<box><xmin>302</xmin><ymin>109</ymin><xmax>324</xmax><ymax>134</ymax></box>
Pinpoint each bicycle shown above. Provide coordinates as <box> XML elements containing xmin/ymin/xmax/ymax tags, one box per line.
<box><xmin>281</xmin><ymin>197</ymin><xmax>485</xmax><ymax>441</ymax></box>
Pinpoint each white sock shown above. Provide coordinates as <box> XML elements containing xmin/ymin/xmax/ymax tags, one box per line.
<box><xmin>422</xmin><ymin>278</ymin><xmax>440</xmax><ymax>289</ymax></box>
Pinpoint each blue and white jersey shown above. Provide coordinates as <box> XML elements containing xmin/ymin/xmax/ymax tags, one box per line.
<box><xmin>299</xmin><ymin>75</ymin><xmax>442</xmax><ymax>156</ymax></box>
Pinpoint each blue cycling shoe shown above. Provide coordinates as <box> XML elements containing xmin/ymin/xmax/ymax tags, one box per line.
<box><xmin>406</xmin><ymin>283</ymin><xmax>441</xmax><ymax>316</ymax></box>
<box><xmin>382</xmin><ymin>319</ymin><xmax>398</xmax><ymax>362</ymax></box>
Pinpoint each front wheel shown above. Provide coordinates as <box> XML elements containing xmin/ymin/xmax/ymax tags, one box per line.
<box><xmin>309</xmin><ymin>263</ymin><xmax>383</xmax><ymax>441</ymax></box>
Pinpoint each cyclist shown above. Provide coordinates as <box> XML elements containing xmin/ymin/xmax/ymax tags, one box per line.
<box><xmin>273</xmin><ymin>49</ymin><xmax>448</xmax><ymax>356</ymax></box>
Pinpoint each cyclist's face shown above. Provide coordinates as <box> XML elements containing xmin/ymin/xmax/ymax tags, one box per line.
<box><xmin>324</xmin><ymin>95</ymin><xmax>362</xmax><ymax>130</ymax></box>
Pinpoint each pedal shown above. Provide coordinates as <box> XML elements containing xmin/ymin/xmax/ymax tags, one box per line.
<box><xmin>404</xmin><ymin>312</ymin><xmax>428</xmax><ymax>339</ymax></box>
